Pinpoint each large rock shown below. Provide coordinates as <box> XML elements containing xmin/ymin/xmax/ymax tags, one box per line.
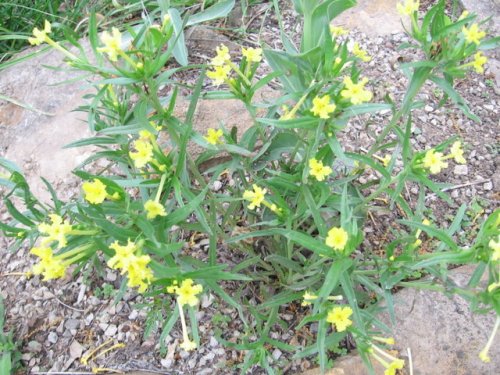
<box><xmin>0</xmin><ymin>36</ymin><xmax>274</xmax><ymax>202</ymax></box>
<box><xmin>334</xmin><ymin>0</ymin><xmax>406</xmax><ymax>36</ymax></box>
<box><xmin>306</xmin><ymin>265</ymin><xmax>499</xmax><ymax>374</ymax></box>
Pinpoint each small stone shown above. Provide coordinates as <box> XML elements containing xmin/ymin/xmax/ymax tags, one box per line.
<box><xmin>69</xmin><ymin>340</ymin><xmax>84</xmax><ymax>359</ymax></box>
<box><xmin>47</xmin><ymin>332</ymin><xmax>58</xmax><ymax>344</ymax></box>
<box><xmin>161</xmin><ymin>358</ymin><xmax>174</xmax><ymax>368</ymax></box>
<box><xmin>128</xmin><ymin>310</ymin><xmax>139</xmax><ymax>320</ymax></box>
<box><xmin>27</xmin><ymin>341</ymin><xmax>42</xmax><ymax>353</ymax></box>
<box><xmin>483</xmin><ymin>181</ymin><xmax>493</xmax><ymax>191</ymax></box>
<box><xmin>209</xmin><ymin>336</ymin><xmax>219</xmax><ymax>347</ymax></box>
<box><xmin>453</xmin><ymin>165</ymin><xmax>468</xmax><ymax>175</ymax></box>
<box><xmin>424</xmin><ymin>105</ymin><xmax>434</xmax><ymax>112</ymax></box>
<box><xmin>212</xmin><ymin>181</ymin><xmax>223</xmax><ymax>191</ymax></box>
<box><xmin>106</xmin><ymin>270</ymin><xmax>117</xmax><ymax>282</ymax></box>
<box><xmin>85</xmin><ymin>313</ymin><xmax>94</xmax><ymax>325</ymax></box>
<box><xmin>104</xmin><ymin>324</ymin><xmax>118</xmax><ymax>336</ymax></box>
<box><xmin>64</xmin><ymin>319</ymin><xmax>80</xmax><ymax>330</ymax></box>
<box><xmin>272</xmin><ymin>348</ymin><xmax>282</xmax><ymax>360</ymax></box>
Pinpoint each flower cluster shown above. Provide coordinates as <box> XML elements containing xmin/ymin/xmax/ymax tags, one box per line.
<box><xmin>30</xmin><ymin>246</ymin><xmax>67</xmax><ymax>280</ymax></box>
<box><xmin>144</xmin><ymin>200</ymin><xmax>166</xmax><ymax>220</ymax></box>
<box><xmin>167</xmin><ymin>279</ymin><xmax>203</xmax><ymax>307</ymax></box>
<box><xmin>82</xmin><ymin>179</ymin><xmax>119</xmax><ymax>205</ymax></box>
<box><xmin>168</xmin><ymin>279</ymin><xmax>204</xmax><ymax>352</ymax></box>
<box><xmin>97</xmin><ymin>28</ymin><xmax>123</xmax><ymax>62</ymax></box>
<box><xmin>129</xmin><ymin>131</ymin><xmax>155</xmax><ymax>169</ymax></box>
<box><xmin>206</xmin><ymin>44</ymin><xmax>263</xmax><ymax>87</ymax></box>
<box><xmin>107</xmin><ymin>239</ymin><xmax>154</xmax><ymax>293</ymax></box>
<box><xmin>38</xmin><ymin>214</ymin><xmax>72</xmax><ymax>248</ymax></box>
<box><xmin>421</xmin><ymin>141</ymin><xmax>466</xmax><ymax>175</ymax></box>
<box><xmin>397</xmin><ymin>0</ymin><xmax>419</xmax><ymax>16</ymax></box>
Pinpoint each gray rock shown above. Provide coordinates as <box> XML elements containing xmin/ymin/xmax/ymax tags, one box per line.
<box><xmin>454</xmin><ymin>165</ymin><xmax>469</xmax><ymax>175</ymax></box>
<box><xmin>483</xmin><ymin>181</ymin><xmax>493</xmax><ymax>191</ymax></box>
<box><xmin>104</xmin><ymin>324</ymin><xmax>118</xmax><ymax>336</ymax></box>
<box><xmin>27</xmin><ymin>341</ymin><xmax>42</xmax><ymax>353</ymax></box>
<box><xmin>64</xmin><ymin>319</ymin><xmax>80</xmax><ymax>330</ymax></box>
<box><xmin>47</xmin><ymin>332</ymin><xmax>58</xmax><ymax>344</ymax></box>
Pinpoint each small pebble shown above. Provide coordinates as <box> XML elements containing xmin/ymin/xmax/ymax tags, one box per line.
<box><xmin>453</xmin><ymin>165</ymin><xmax>468</xmax><ymax>175</ymax></box>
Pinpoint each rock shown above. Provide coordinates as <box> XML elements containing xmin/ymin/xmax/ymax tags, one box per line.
<box><xmin>212</xmin><ymin>180</ymin><xmax>223</xmax><ymax>192</ymax></box>
<box><xmin>64</xmin><ymin>319</ymin><xmax>80</xmax><ymax>330</ymax></box>
<box><xmin>272</xmin><ymin>348</ymin><xmax>282</xmax><ymax>360</ymax></box>
<box><xmin>424</xmin><ymin>105</ymin><xmax>434</xmax><ymax>112</ymax></box>
<box><xmin>69</xmin><ymin>340</ymin><xmax>84</xmax><ymax>359</ymax></box>
<box><xmin>104</xmin><ymin>324</ymin><xmax>118</xmax><ymax>336</ymax></box>
<box><xmin>453</xmin><ymin>165</ymin><xmax>469</xmax><ymax>175</ymax></box>
<box><xmin>334</xmin><ymin>0</ymin><xmax>406</xmax><ymax>36</ymax></box>
<box><xmin>27</xmin><ymin>341</ymin><xmax>42</xmax><ymax>353</ymax></box>
<box><xmin>483</xmin><ymin>181</ymin><xmax>493</xmax><ymax>190</ymax></box>
<box><xmin>128</xmin><ymin>310</ymin><xmax>139</xmax><ymax>320</ymax></box>
<box><xmin>47</xmin><ymin>332</ymin><xmax>58</xmax><ymax>344</ymax></box>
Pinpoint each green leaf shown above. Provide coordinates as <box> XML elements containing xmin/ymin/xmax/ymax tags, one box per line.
<box><xmin>169</xmin><ymin>8</ymin><xmax>188</xmax><ymax>66</ymax></box>
<box><xmin>429</xmin><ymin>75</ymin><xmax>479</xmax><ymax>122</ymax></box>
<box><xmin>399</xmin><ymin>219</ymin><xmax>458</xmax><ymax>251</ymax></box>
<box><xmin>339</xmin><ymin>103</ymin><xmax>392</xmax><ymax>121</ymax></box>
<box><xmin>63</xmin><ymin>136</ymin><xmax>118</xmax><ymax>148</ymax></box>
<box><xmin>186</xmin><ymin>0</ymin><xmax>235</xmax><ymax>26</ymax></box>
<box><xmin>257</xmin><ymin>116</ymin><xmax>320</xmax><ymax>129</ymax></box>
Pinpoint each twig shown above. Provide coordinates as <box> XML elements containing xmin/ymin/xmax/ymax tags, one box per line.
<box><xmin>426</xmin><ymin>179</ymin><xmax>491</xmax><ymax>200</ymax></box>
<box><xmin>52</xmin><ymin>295</ymin><xmax>85</xmax><ymax>312</ymax></box>
<box><xmin>407</xmin><ymin>347</ymin><xmax>413</xmax><ymax>375</ymax></box>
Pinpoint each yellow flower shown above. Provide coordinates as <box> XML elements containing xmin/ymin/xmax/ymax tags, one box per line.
<box><xmin>301</xmin><ymin>291</ymin><xmax>318</xmax><ymax>307</ymax></box>
<box><xmin>180</xmin><ymin>339</ymin><xmax>197</xmax><ymax>351</ymax></box>
<box><xmin>471</xmin><ymin>52</ymin><xmax>488</xmax><ymax>74</ymax></box>
<box><xmin>449</xmin><ymin>141</ymin><xmax>466</xmax><ymax>164</ymax></box>
<box><xmin>490</xmin><ymin>237</ymin><xmax>500</xmax><ymax>261</ymax></box>
<box><xmin>129</xmin><ymin>139</ymin><xmax>154</xmax><ymax>168</ymax></box>
<box><xmin>243</xmin><ymin>184</ymin><xmax>267</xmax><ymax>210</ymax></box>
<box><xmin>330</xmin><ymin>25</ymin><xmax>348</xmax><ymax>37</ymax></box>
<box><xmin>38</xmin><ymin>214</ymin><xmax>72</xmax><ymax>248</ymax></box>
<box><xmin>479</xmin><ymin>349</ymin><xmax>491</xmax><ymax>363</ymax></box>
<box><xmin>28</xmin><ymin>20</ymin><xmax>52</xmax><ymax>46</ymax></box>
<box><xmin>381</xmin><ymin>154</ymin><xmax>391</xmax><ymax>167</ymax></box>
<box><xmin>341</xmin><ymin>77</ymin><xmax>373</xmax><ymax>105</ymax></box>
<box><xmin>108</xmin><ymin>239</ymin><xmax>138</xmax><ymax>271</ymax></box>
<box><xmin>458</xmin><ymin>10</ymin><xmax>469</xmax><ymax>21</ymax></box>
<box><xmin>171</xmin><ymin>279</ymin><xmax>203</xmax><ymax>307</ymax></box>
<box><xmin>488</xmin><ymin>281</ymin><xmax>500</xmax><ymax>292</ymax></box>
<box><xmin>397</xmin><ymin>0</ymin><xmax>419</xmax><ymax>16</ymax></box>
<box><xmin>385</xmin><ymin>359</ymin><xmax>405</xmax><ymax>375</ymax></box>
<box><xmin>144</xmin><ymin>200</ymin><xmax>166</xmax><ymax>220</ymax></box>
<box><xmin>210</xmin><ymin>44</ymin><xmax>231</xmax><ymax>66</ymax></box>
<box><xmin>83</xmin><ymin>179</ymin><xmax>108</xmax><ymax>205</ymax></box>
<box><xmin>422</xmin><ymin>149</ymin><xmax>448</xmax><ymax>174</ymax></box>
<box><xmin>126</xmin><ymin>255</ymin><xmax>154</xmax><ymax>293</ymax></box>
<box><xmin>462</xmin><ymin>24</ymin><xmax>486</xmax><ymax>45</ymax></box>
<box><xmin>30</xmin><ymin>246</ymin><xmax>67</xmax><ymax>280</ymax></box>
<box><xmin>309</xmin><ymin>158</ymin><xmax>333</xmax><ymax>181</ymax></box>
<box><xmin>372</xmin><ymin>336</ymin><xmax>395</xmax><ymax>345</ymax></box>
<box><xmin>97</xmin><ymin>28</ymin><xmax>123</xmax><ymax>62</ymax></box>
<box><xmin>325</xmin><ymin>227</ymin><xmax>349</xmax><ymax>251</ymax></box>
<box><xmin>108</xmin><ymin>240</ymin><xmax>153</xmax><ymax>293</ymax></box>
<box><xmin>242</xmin><ymin>47</ymin><xmax>263</xmax><ymax>63</ymax></box>
<box><xmin>204</xmin><ymin>128</ymin><xmax>224</xmax><ymax>145</ymax></box>
<box><xmin>351</xmin><ymin>42</ymin><xmax>371</xmax><ymax>62</ymax></box>
<box><xmin>326</xmin><ymin>306</ymin><xmax>353</xmax><ymax>332</ymax></box>
<box><xmin>311</xmin><ymin>94</ymin><xmax>336</xmax><ymax>119</ymax></box>
<box><xmin>207</xmin><ymin>65</ymin><xmax>231</xmax><ymax>86</ymax></box>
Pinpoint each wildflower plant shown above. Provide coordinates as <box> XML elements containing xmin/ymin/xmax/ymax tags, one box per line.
<box><xmin>1</xmin><ymin>0</ymin><xmax>499</xmax><ymax>373</ymax></box>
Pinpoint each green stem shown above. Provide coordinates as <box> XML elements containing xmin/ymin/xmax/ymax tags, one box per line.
<box><xmin>155</xmin><ymin>173</ymin><xmax>168</xmax><ymax>202</ymax></box>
